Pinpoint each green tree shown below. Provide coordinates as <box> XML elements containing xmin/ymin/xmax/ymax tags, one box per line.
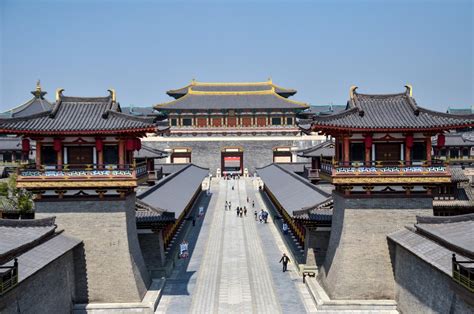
<box><xmin>3</xmin><ymin>174</ymin><xmax>33</xmax><ymax>213</ymax></box>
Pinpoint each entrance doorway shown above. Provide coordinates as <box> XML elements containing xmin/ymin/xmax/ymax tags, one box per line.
<box><xmin>375</xmin><ymin>143</ymin><xmax>401</xmax><ymax>165</ymax></box>
<box><xmin>67</xmin><ymin>146</ymin><xmax>94</xmax><ymax>167</ymax></box>
<box><xmin>221</xmin><ymin>147</ymin><xmax>243</xmax><ymax>175</ymax></box>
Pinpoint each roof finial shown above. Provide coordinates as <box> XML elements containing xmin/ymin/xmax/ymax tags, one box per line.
<box><xmin>191</xmin><ymin>78</ymin><xmax>196</xmax><ymax>85</ymax></box>
<box><xmin>349</xmin><ymin>85</ymin><xmax>358</xmax><ymax>99</ymax></box>
<box><xmin>267</xmin><ymin>77</ymin><xmax>272</xmax><ymax>84</ymax></box>
<box><xmin>108</xmin><ymin>88</ymin><xmax>116</xmax><ymax>102</ymax></box>
<box><xmin>36</xmin><ymin>80</ymin><xmax>41</xmax><ymax>92</ymax></box>
<box><xmin>405</xmin><ymin>84</ymin><xmax>413</xmax><ymax>97</ymax></box>
<box><xmin>55</xmin><ymin>88</ymin><xmax>64</xmax><ymax>102</ymax></box>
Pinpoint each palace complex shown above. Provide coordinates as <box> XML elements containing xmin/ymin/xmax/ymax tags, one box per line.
<box><xmin>147</xmin><ymin>79</ymin><xmax>331</xmax><ymax>175</ymax></box>
<box><xmin>0</xmin><ymin>81</ymin><xmax>473</xmax><ymax>314</ymax></box>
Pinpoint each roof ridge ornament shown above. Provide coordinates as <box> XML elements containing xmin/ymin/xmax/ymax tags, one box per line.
<box><xmin>55</xmin><ymin>88</ymin><xmax>64</xmax><ymax>102</ymax></box>
<box><xmin>405</xmin><ymin>84</ymin><xmax>413</xmax><ymax>97</ymax></box>
<box><xmin>267</xmin><ymin>77</ymin><xmax>273</xmax><ymax>84</ymax></box>
<box><xmin>31</xmin><ymin>79</ymin><xmax>47</xmax><ymax>99</ymax></box>
<box><xmin>349</xmin><ymin>85</ymin><xmax>358</xmax><ymax>100</ymax></box>
<box><xmin>108</xmin><ymin>88</ymin><xmax>116</xmax><ymax>102</ymax></box>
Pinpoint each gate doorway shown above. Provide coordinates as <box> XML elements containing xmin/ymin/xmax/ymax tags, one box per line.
<box><xmin>221</xmin><ymin>147</ymin><xmax>243</xmax><ymax>175</ymax></box>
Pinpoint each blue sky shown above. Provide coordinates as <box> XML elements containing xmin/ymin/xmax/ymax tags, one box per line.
<box><xmin>0</xmin><ymin>0</ymin><xmax>472</xmax><ymax>111</ymax></box>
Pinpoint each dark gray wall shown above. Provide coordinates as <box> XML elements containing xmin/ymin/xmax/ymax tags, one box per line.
<box><xmin>148</xmin><ymin>139</ymin><xmax>304</xmax><ymax>174</ymax></box>
<box><xmin>138</xmin><ymin>232</ymin><xmax>165</xmax><ymax>277</ymax></box>
<box><xmin>390</xmin><ymin>244</ymin><xmax>474</xmax><ymax>314</ymax></box>
<box><xmin>305</xmin><ymin>228</ymin><xmax>331</xmax><ymax>266</ymax></box>
<box><xmin>35</xmin><ymin>194</ymin><xmax>150</xmax><ymax>303</ymax></box>
<box><xmin>318</xmin><ymin>192</ymin><xmax>432</xmax><ymax>300</ymax></box>
<box><xmin>0</xmin><ymin>250</ymin><xmax>76</xmax><ymax>314</ymax></box>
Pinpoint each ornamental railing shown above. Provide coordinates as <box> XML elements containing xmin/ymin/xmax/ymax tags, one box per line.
<box><xmin>17</xmin><ymin>162</ymin><xmax>148</xmax><ymax>179</ymax></box>
<box><xmin>0</xmin><ymin>259</ymin><xmax>18</xmax><ymax>295</ymax></box>
<box><xmin>320</xmin><ymin>159</ymin><xmax>448</xmax><ymax>176</ymax></box>
<box><xmin>452</xmin><ymin>254</ymin><xmax>474</xmax><ymax>293</ymax></box>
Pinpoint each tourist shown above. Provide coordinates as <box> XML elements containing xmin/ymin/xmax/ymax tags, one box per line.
<box><xmin>199</xmin><ymin>206</ymin><xmax>204</xmax><ymax>217</ymax></box>
<box><xmin>252</xmin><ymin>200</ymin><xmax>255</xmax><ymax>208</ymax></box>
<box><xmin>232</xmin><ymin>186</ymin><xmax>234</xmax><ymax>190</ymax></box>
<box><xmin>279</xmin><ymin>253</ymin><xmax>290</xmax><ymax>272</ymax></box>
<box><xmin>240</xmin><ymin>208</ymin><xmax>243</xmax><ymax>217</ymax></box>
<box><xmin>254</xmin><ymin>210</ymin><xmax>258</xmax><ymax>221</ymax></box>
<box><xmin>244</xmin><ymin>207</ymin><xmax>247</xmax><ymax>216</ymax></box>
<box><xmin>259</xmin><ymin>209</ymin><xmax>264</xmax><ymax>223</ymax></box>
<box><xmin>237</xmin><ymin>207</ymin><xmax>240</xmax><ymax>216</ymax></box>
<box><xmin>180</xmin><ymin>240</ymin><xmax>188</xmax><ymax>259</ymax></box>
<box><xmin>263</xmin><ymin>211</ymin><xmax>268</xmax><ymax>223</ymax></box>
<box><xmin>282</xmin><ymin>222</ymin><xmax>288</xmax><ymax>234</ymax></box>
<box><xmin>247</xmin><ymin>196</ymin><xmax>249</xmax><ymax>203</ymax></box>
<box><xmin>192</xmin><ymin>217</ymin><xmax>196</xmax><ymax>227</ymax></box>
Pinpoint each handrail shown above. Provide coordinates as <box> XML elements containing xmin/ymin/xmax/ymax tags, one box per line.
<box><xmin>0</xmin><ymin>259</ymin><xmax>18</xmax><ymax>295</ymax></box>
<box><xmin>452</xmin><ymin>254</ymin><xmax>474</xmax><ymax>293</ymax></box>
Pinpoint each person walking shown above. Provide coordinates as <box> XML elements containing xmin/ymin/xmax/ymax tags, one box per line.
<box><xmin>254</xmin><ymin>210</ymin><xmax>258</xmax><ymax>221</ymax></box>
<box><xmin>282</xmin><ymin>222</ymin><xmax>289</xmax><ymax>235</ymax></box>
<box><xmin>279</xmin><ymin>253</ymin><xmax>290</xmax><ymax>272</ymax></box>
<box><xmin>252</xmin><ymin>200</ymin><xmax>255</xmax><ymax>208</ymax></box>
<box><xmin>236</xmin><ymin>207</ymin><xmax>240</xmax><ymax>216</ymax></box>
<box><xmin>244</xmin><ymin>207</ymin><xmax>247</xmax><ymax>216</ymax></box>
<box><xmin>247</xmin><ymin>196</ymin><xmax>249</xmax><ymax>203</ymax></box>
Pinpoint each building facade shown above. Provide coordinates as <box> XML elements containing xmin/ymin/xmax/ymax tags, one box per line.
<box><xmin>148</xmin><ymin>79</ymin><xmax>324</xmax><ymax>175</ymax></box>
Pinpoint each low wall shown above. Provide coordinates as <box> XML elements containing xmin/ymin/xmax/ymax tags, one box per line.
<box><xmin>0</xmin><ymin>250</ymin><xmax>76</xmax><ymax>314</ymax></box>
<box><xmin>390</xmin><ymin>244</ymin><xmax>473</xmax><ymax>313</ymax></box>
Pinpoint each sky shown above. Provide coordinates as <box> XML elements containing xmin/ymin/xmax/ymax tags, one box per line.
<box><xmin>0</xmin><ymin>0</ymin><xmax>472</xmax><ymax>112</ymax></box>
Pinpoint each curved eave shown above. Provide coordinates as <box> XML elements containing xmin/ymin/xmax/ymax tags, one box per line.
<box><xmin>155</xmin><ymin>91</ymin><xmax>308</xmax><ymax>110</ymax></box>
<box><xmin>0</xmin><ymin>126</ymin><xmax>158</xmax><ymax>136</ymax></box>
<box><xmin>309</xmin><ymin>122</ymin><xmax>474</xmax><ymax>133</ymax></box>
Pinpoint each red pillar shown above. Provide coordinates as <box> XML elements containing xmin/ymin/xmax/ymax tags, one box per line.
<box><xmin>118</xmin><ymin>139</ymin><xmax>125</xmax><ymax>168</ymax></box>
<box><xmin>343</xmin><ymin>136</ymin><xmax>350</xmax><ymax>166</ymax></box>
<box><xmin>426</xmin><ymin>136</ymin><xmax>432</xmax><ymax>163</ymax></box>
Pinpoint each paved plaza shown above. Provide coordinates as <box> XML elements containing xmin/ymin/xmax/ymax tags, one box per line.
<box><xmin>155</xmin><ymin>178</ymin><xmax>317</xmax><ymax>313</ymax></box>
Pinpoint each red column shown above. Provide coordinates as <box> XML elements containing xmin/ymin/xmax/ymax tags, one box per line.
<box><xmin>118</xmin><ymin>139</ymin><xmax>125</xmax><ymax>168</ymax></box>
<box><xmin>334</xmin><ymin>137</ymin><xmax>339</xmax><ymax>162</ymax></box>
<box><xmin>426</xmin><ymin>136</ymin><xmax>432</xmax><ymax>163</ymax></box>
<box><xmin>343</xmin><ymin>136</ymin><xmax>350</xmax><ymax>166</ymax></box>
<box><xmin>35</xmin><ymin>141</ymin><xmax>42</xmax><ymax>167</ymax></box>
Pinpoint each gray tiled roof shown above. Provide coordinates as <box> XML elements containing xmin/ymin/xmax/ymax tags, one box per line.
<box><xmin>0</xmin><ymin>137</ymin><xmax>21</xmax><ymax>151</ymax></box>
<box><xmin>1</xmin><ymin>88</ymin><xmax>53</xmax><ymax>118</ymax></box>
<box><xmin>297</xmin><ymin>140</ymin><xmax>335</xmax><ymax>158</ymax></box>
<box><xmin>415</xmin><ymin>214</ymin><xmax>474</xmax><ymax>258</ymax></box>
<box><xmin>10</xmin><ymin>233</ymin><xmax>80</xmax><ymax>282</ymax></box>
<box><xmin>0</xmin><ymin>222</ymin><xmax>55</xmax><ymax>263</ymax></box>
<box><xmin>134</xmin><ymin>144</ymin><xmax>168</xmax><ymax>159</ymax></box>
<box><xmin>167</xmin><ymin>81</ymin><xmax>297</xmax><ymax>99</ymax></box>
<box><xmin>274</xmin><ymin>162</ymin><xmax>310</xmax><ymax>174</ymax></box>
<box><xmin>432</xmin><ymin>131</ymin><xmax>474</xmax><ymax>147</ymax></box>
<box><xmin>0</xmin><ymin>92</ymin><xmax>159</xmax><ymax>135</ymax></box>
<box><xmin>156</xmin><ymin>163</ymin><xmax>191</xmax><ymax>175</ymax></box>
<box><xmin>138</xmin><ymin>164</ymin><xmax>208</xmax><ymax>217</ymax></box>
<box><xmin>388</xmin><ymin>227</ymin><xmax>470</xmax><ymax>276</ymax></box>
<box><xmin>257</xmin><ymin>163</ymin><xmax>330</xmax><ymax>216</ymax></box>
<box><xmin>450</xmin><ymin>167</ymin><xmax>470</xmax><ymax>183</ymax></box>
<box><xmin>301</xmin><ymin>87</ymin><xmax>474</xmax><ymax>131</ymax></box>
<box><xmin>156</xmin><ymin>92</ymin><xmax>308</xmax><ymax>111</ymax></box>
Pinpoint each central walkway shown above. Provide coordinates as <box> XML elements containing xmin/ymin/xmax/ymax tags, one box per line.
<box><xmin>156</xmin><ymin>178</ymin><xmax>316</xmax><ymax>313</ymax></box>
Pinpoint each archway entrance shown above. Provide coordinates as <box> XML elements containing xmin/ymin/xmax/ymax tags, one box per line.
<box><xmin>221</xmin><ymin>147</ymin><xmax>243</xmax><ymax>175</ymax></box>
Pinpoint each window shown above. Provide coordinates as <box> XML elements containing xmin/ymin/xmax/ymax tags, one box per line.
<box><xmin>350</xmin><ymin>143</ymin><xmax>365</xmax><ymax>161</ymax></box>
<box><xmin>450</xmin><ymin>149</ymin><xmax>459</xmax><ymax>158</ymax></box>
<box><xmin>170</xmin><ymin>118</ymin><xmax>177</xmax><ymax>126</ymax></box>
<box><xmin>271</xmin><ymin>117</ymin><xmax>281</xmax><ymax>125</ymax></box>
<box><xmin>182</xmin><ymin>118</ymin><xmax>192</xmax><ymax>126</ymax></box>
<box><xmin>411</xmin><ymin>142</ymin><xmax>426</xmax><ymax>161</ymax></box>
<box><xmin>286</xmin><ymin>117</ymin><xmax>293</xmax><ymax>125</ymax></box>
<box><xmin>41</xmin><ymin>146</ymin><xmax>57</xmax><ymax>165</ymax></box>
<box><xmin>103</xmin><ymin>145</ymin><xmax>118</xmax><ymax>164</ymax></box>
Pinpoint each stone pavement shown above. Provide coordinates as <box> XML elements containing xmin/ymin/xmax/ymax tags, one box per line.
<box><xmin>155</xmin><ymin>177</ymin><xmax>317</xmax><ymax>313</ymax></box>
